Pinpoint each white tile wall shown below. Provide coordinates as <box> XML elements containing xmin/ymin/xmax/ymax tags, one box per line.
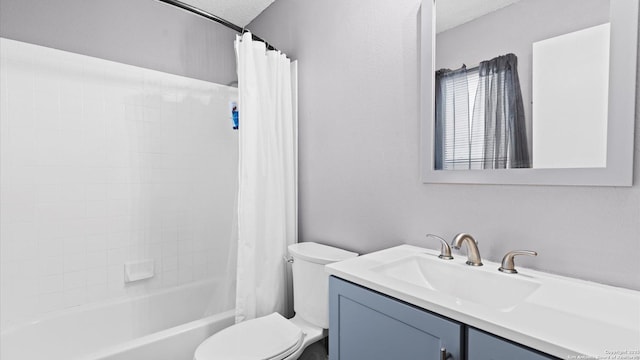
<box><xmin>0</xmin><ymin>38</ymin><xmax>239</xmax><ymax>329</ymax></box>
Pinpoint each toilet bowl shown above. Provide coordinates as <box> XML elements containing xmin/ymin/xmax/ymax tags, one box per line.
<box><xmin>194</xmin><ymin>242</ymin><xmax>358</xmax><ymax>360</ymax></box>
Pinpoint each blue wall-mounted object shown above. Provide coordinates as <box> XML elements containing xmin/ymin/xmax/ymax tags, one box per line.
<box><xmin>230</xmin><ymin>101</ymin><xmax>239</xmax><ymax>130</ymax></box>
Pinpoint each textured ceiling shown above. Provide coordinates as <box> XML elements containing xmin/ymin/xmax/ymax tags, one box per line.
<box><xmin>179</xmin><ymin>0</ymin><xmax>276</xmax><ymax>27</ymax></box>
<box><xmin>437</xmin><ymin>0</ymin><xmax>522</xmax><ymax>33</ymax></box>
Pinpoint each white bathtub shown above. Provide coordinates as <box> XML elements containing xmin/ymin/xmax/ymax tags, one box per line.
<box><xmin>0</xmin><ymin>280</ymin><xmax>235</xmax><ymax>360</ymax></box>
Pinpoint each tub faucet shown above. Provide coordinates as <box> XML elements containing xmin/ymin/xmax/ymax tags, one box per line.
<box><xmin>451</xmin><ymin>233</ymin><xmax>483</xmax><ymax>266</ymax></box>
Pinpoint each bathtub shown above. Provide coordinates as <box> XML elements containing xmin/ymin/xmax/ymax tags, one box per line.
<box><xmin>0</xmin><ymin>280</ymin><xmax>235</xmax><ymax>360</ymax></box>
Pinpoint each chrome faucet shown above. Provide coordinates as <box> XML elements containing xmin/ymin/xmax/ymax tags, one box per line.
<box><xmin>498</xmin><ymin>250</ymin><xmax>538</xmax><ymax>274</ymax></box>
<box><xmin>451</xmin><ymin>233</ymin><xmax>483</xmax><ymax>266</ymax></box>
<box><xmin>426</xmin><ymin>234</ymin><xmax>453</xmax><ymax>260</ymax></box>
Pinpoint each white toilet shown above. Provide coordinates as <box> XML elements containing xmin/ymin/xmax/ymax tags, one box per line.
<box><xmin>194</xmin><ymin>242</ymin><xmax>358</xmax><ymax>360</ymax></box>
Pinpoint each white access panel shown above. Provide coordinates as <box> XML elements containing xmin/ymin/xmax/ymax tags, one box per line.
<box><xmin>532</xmin><ymin>23</ymin><xmax>610</xmax><ymax>169</ymax></box>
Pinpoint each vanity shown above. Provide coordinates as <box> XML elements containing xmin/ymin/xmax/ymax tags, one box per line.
<box><xmin>325</xmin><ymin>245</ymin><xmax>640</xmax><ymax>359</ymax></box>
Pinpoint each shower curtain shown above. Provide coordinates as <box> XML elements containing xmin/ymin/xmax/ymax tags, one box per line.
<box><xmin>234</xmin><ymin>32</ymin><xmax>297</xmax><ymax>323</ymax></box>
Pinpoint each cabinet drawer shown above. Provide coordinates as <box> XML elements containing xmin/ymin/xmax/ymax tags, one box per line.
<box><xmin>467</xmin><ymin>328</ymin><xmax>559</xmax><ymax>360</ymax></box>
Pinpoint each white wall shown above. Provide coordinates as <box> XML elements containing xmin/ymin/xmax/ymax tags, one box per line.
<box><xmin>0</xmin><ymin>38</ymin><xmax>239</xmax><ymax>328</ymax></box>
<box><xmin>0</xmin><ymin>0</ymin><xmax>238</xmax><ymax>85</ymax></box>
<box><xmin>532</xmin><ymin>24</ymin><xmax>610</xmax><ymax>169</ymax></box>
<box><xmin>249</xmin><ymin>0</ymin><xmax>640</xmax><ymax>291</ymax></box>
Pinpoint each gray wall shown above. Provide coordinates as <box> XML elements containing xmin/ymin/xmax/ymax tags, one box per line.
<box><xmin>436</xmin><ymin>0</ymin><xmax>610</xmax><ymax>154</ymax></box>
<box><xmin>249</xmin><ymin>0</ymin><xmax>640</xmax><ymax>290</ymax></box>
<box><xmin>0</xmin><ymin>0</ymin><xmax>238</xmax><ymax>84</ymax></box>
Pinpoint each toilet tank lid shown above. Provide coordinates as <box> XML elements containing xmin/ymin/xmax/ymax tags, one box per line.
<box><xmin>288</xmin><ymin>242</ymin><xmax>358</xmax><ymax>265</ymax></box>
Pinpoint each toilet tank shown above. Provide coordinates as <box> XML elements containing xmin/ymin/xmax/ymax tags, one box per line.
<box><xmin>287</xmin><ymin>242</ymin><xmax>358</xmax><ymax>329</ymax></box>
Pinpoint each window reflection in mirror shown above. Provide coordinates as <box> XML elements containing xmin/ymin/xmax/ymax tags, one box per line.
<box><xmin>435</xmin><ymin>0</ymin><xmax>610</xmax><ymax>170</ymax></box>
<box><xmin>435</xmin><ymin>54</ymin><xmax>530</xmax><ymax>170</ymax></box>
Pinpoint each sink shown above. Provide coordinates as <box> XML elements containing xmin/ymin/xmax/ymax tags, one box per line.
<box><xmin>372</xmin><ymin>254</ymin><xmax>541</xmax><ymax>311</ymax></box>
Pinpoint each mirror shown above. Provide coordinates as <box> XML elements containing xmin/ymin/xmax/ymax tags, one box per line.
<box><xmin>421</xmin><ymin>0</ymin><xmax>638</xmax><ymax>186</ymax></box>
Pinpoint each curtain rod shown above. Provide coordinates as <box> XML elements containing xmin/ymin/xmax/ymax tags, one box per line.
<box><xmin>156</xmin><ymin>0</ymin><xmax>278</xmax><ymax>51</ymax></box>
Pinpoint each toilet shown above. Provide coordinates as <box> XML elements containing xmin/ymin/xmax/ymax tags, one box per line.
<box><xmin>194</xmin><ymin>242</ymin><xmax>358</xmax><ymax>360</ymax></box>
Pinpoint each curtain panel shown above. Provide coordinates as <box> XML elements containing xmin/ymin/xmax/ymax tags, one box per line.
<box><xmin>476</xmin><ymin>53</ymin><xmax>530</xmax><ymax>169</ymax></box>
<box><xmin>234</xmin><ymin>32</ymin><xmax>297</xmax><ymax>323</ymax></box>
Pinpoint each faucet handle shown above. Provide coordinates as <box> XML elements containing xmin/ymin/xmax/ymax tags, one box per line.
<box><xmin>499</xmin><ymin>250</ymin><xmax>538</xmax><ymax>274</ymax></box>
<box><xmin>426</xmin><ymin>234</ymin><xmax>453</xmax><ymax>260</ymax></box>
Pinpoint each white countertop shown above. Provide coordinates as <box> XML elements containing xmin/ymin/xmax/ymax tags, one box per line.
<box><xmin>325</xmin><ymin>245</ymin><xmax>640</xmax><ymax>359</ymax></box>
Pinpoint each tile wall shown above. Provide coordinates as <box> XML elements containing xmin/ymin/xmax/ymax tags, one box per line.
<box><xmin>0</xmin><ymin>38</ymin><xmax>239</xmax><ymax>328</ymax></box>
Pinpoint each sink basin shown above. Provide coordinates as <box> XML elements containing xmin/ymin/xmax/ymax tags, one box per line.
<box><xmin>373</xmin><ymin>254</ymin><xmax>541</xmax><ymax>311</ymax></box>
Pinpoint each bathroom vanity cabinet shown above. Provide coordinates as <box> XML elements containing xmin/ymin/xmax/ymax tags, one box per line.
<box><xmin>329</xmin><ymin>276</ymin><xmax>558</xmax><ymax>360</ymax></box>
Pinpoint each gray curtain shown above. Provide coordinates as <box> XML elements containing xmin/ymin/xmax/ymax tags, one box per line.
<box><xmin>434</xmin><ymin>54</ymin><xmax>530</xmax><ymax>170</ymax></box>
<box><xmin>475</xmin><ymin>53</ymin><xmax>530</xmax><ymax>169</ymax></box>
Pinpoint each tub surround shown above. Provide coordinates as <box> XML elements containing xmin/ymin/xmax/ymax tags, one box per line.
<box><xmin>326</xmin><ymin>245</ymin><xmax>640</xmax><ymax>358</ymax></box>
<box><xmin>0</xmin><ymin>38</ymin><xmax>238</xmax><ymax>329</ymax></box>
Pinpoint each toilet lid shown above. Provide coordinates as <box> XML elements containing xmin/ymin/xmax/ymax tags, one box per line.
<box><xmin>194</xmin><ymin>313</ymin><xmax>304</xmax><ymax>360</ymax></box>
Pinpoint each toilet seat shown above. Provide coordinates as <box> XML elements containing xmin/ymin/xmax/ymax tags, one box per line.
<box><xmin>194</xmin><ymin>313</ymin><xmax>305</xmax><ymax>360</ymax></box>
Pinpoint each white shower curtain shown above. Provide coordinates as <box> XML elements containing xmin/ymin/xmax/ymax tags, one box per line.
<box><xmin>234</xmin><ymin>32</ymin><xmax>297</xmax><ymax>323</ymax></box>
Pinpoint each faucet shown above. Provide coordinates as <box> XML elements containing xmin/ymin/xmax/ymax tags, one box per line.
<box><xmin>498</xmin><ymin>250</ymin><xmax>538</xmax><ymax>274</ymax></box>
<box><xmin>426</xmin><ymin>234</ymin><xmax>453</xmax><ymax>260</ymax></box>
<box><xmin>451</xmin><ymin>233</ymin><xmax>483</xmax><ymax>266</ymax></box>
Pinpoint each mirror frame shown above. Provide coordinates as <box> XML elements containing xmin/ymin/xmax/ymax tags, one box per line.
<box><xmin>421</xmin><ymin>0</ymin><xmax>638</xmax><ymax>186</ymax></box>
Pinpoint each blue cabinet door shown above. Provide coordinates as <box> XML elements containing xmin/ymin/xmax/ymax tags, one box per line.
<box><xmin>467</xmin><ymin>328</ymin><xmax>559</xmax><ymax>360</ymax></box>
<box><xmin>329</xmin><ymin>276</ymin><xmax>463</xmax><ymax>360</ymax></box>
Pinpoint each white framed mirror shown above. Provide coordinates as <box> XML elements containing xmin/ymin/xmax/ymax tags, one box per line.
<box><xmin>421</xmin><ymin>0</ymin><xmax>638</xmax><ymax>186</ymax></box>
